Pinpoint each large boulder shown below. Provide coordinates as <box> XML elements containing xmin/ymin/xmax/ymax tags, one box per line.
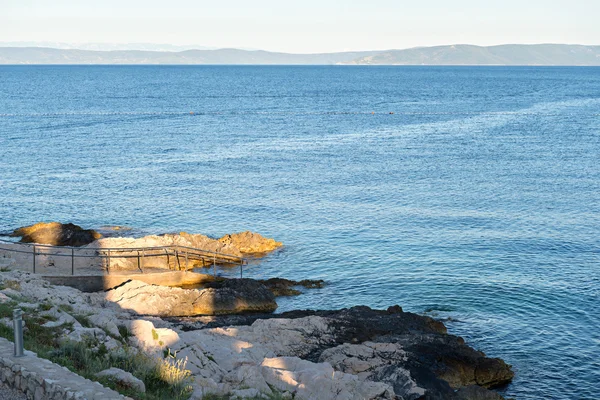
<box><xmin>11</xmin><ymin>222</ymin><xmax>102</xmax><ymax>247</ymax></box>
<box><xmin>96</xmin><ymin>368</ymin><xmax>146</xmax><ymax>393</ymax></box>
<box><xmin>104</xmin><ymin>279</ymin><xmax>277</xmax><ymax>316</ymax></box>
<box><xmin>127</xmin><ymin>319</ymin><xmax>180</xmax><ymax>354</ymax></box>
<box><xmin>218</xmin><ymin>231</ymin><xmax>283</xmax><ymax>255</ymax></box>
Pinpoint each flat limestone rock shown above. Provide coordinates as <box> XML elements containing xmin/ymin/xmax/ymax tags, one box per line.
<box><xmin>104</xmin><ymin>279</ymin><xmax>277</xmax><ymax>316</ymax></box>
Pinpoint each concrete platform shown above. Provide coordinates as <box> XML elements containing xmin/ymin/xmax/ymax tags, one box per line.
<box><xmin>42</xmin><ymin>270</ymin><xmax>216</xmax><ymax>292</ymax></box>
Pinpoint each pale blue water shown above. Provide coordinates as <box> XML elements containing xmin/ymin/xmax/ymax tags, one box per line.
<box><xmin>0</xmin><ymin>66</ymin><xmax>599</xmax><ymax>399</ymax></box>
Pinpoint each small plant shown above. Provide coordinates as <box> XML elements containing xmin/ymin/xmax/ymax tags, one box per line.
<box><xmin>0</xmin><ymin>322</ymin><xmax>13</xmax><ymax>339</ymax></box>
<box><xmin>58</xmin><ymin>304</ymin><xmax>74</xmax><ymax>313</ymax></box>
<box><xmin>0</xmin><ymin>301</ymin><xmax>18</xmax><ymax>318</ymax></box>
<box><xmin>118</xmin><ymin>325</ymin><xmax>131</xmax><ymax>340</ymax></box>
<box><xmin>1</xmin><ymin>280</ymin><xmax>21</xmax><ymax>291</ymax></box>
<box><xmin>96</xmin><ymin>342</ymin><xmax>108</xmax><ymax>358</ymax></box>
<box><xmin>73</xmin><ymin>314</ymin><xmax>92</xmax><ymax>328</ymax></box>
<box><xmin>157</xmin><ymin>354</ymin><xmax>193</xmax><ymax>396</ymax></box>
<box><xmin>152</xmin><ymin>329</ymin><xmax>159</xmax><ymax>341</ymax></box>
<box><xmin>24</xmin><ymin>315</ymin><xmax>63</xmax><ymax>348</ymax></box>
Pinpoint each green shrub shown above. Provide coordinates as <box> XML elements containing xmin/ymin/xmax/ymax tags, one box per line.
<box><xmin>0</xmin><ymin>301</ymin><xmax>18</xmax><ymax>318</ymax></box>
<box><xmin>118</xmin><ymin>325</ymin><xmax>131</xmax><ymax>340</ymax></box>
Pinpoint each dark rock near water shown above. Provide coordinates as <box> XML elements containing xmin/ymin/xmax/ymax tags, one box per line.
<box><xmin>11</xmin><ymin>222</ymin><xmax>102</xmax><ymax>247</ymax></box>
<box><xmin>456</xmin><ymin>385</ymin><xmax>506</xmax><ymax>400</ymax></box>
<box><xmin>171</xmin><ymin>305</ymin><xmax>513</xmax><ymax>399</ymax></box>
<box><xmin>198</xmin><ymin>278</ymin><xmax>278</xmax><ymax>314</ymax></box>
<box><xmin>259</xmin><ymin>277</ymin><xmax>325</xmax><ymax>296</ymax></box>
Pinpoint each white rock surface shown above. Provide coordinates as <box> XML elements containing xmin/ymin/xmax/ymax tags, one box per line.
<box><xmin>63</xmin><ymin>327</ymin><xmax>107</xmax><ymax>344</ymax></box>
<box><xmin>167</xmin><ymin>318</ymin><xmax>396</xmax><ymax>400</ymax></box>
<box><xmin>40</xmin><ymin>307</ymin><xmax>80</xmax><ymax>328</ymax></box>
<box><xmin>0</xmin><ymin>293</ymin><xmax>11</xmax><ymax>304</ymax></box>
<box><xmin>319</xmin><ymin>342</ymin><xmax>425</xmax><ymax>399</ymax></box>
<box><xmin>231</xmin><ymin>388</ymin><xmax>265</xmax><ymax>399</ymax></box>
<box><xmin>96</xmin><ymin>367</ymin><xmax>146</xmax><ymax>393</ymax></box>
<box><xmin>0</xmin><ymin>271</ymin><xmax>424</xmax><ymax>400</ymax></box>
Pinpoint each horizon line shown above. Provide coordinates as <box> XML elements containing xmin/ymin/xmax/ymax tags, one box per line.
<box><xmin>1</xmin><ymin>42</ymin><xmax>599</xmax><ymax>55</ymax></box>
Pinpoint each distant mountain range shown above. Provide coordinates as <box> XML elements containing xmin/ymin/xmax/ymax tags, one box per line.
<box><xmin>1</xmin><ymin>44</ymin><xmax>599</xmax><ymax>65</ymax></box>
<box><xmin>0</xmin><ymin>41</ymin><xmax>221</xmax><ymax>52</ymax></box>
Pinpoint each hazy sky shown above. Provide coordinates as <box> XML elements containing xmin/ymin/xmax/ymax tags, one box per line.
<box><xmin>2</xmin><ymin>0</ymin><xmax>598</xmax><ymax>53</ymax></box>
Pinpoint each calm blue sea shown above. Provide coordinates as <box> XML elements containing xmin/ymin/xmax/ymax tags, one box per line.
<box><xmin>0</xmin><ymin>65</ymin><xmax>599</xmax><ymax>399</ymax></box>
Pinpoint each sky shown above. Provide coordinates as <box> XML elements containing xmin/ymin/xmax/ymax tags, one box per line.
<box><xmin>1</xmin><ymin>0</ymin><xmax>598</xmax><ymax>53</ymax></box>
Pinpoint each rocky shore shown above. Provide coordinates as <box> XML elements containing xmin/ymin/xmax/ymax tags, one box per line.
<box><xmin>0</xmin><ymin>271</ymin><xmax>513</xmax><ymax>399</ymax></box>
<box><xmin>0</xmin><ymin>223</ymin><xmax>514</xmax><ymax>399</ymax></box>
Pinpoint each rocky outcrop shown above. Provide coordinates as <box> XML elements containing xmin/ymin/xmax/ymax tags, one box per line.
<box><xmin>89</xmin><ymin>230</ymin><xmax>281</xmax><ymax>258</ymax></box>
<box><xmin>11</xmin><ymin>222</ymin><xmax>102</xmax><ymax>247</ymax></box>
<box><xmin>84</xmin><ymin>230</ymin><xmax>282</xmax><ymax>271</ymax></box>
<box><xmin>6</xmin><ymin>223</ymin><xmax>282</xmax><ymax>273</ymax></box>
<box><xmin>172</xmin><ymin>306</ymin><xmax>513</xmax><ymax>399</ymax></box>
<box><xmin>217</xmin><ymin>231</ymin><xmax>282</xmax><ymax>255</ymax></box>
<box><xmin>104</xmin><ymin>279</ymin><xmax>277</xmax><ymax>316</ymax></box>
<box><xmin>0</xmin><ymin>272</ymin><xmax>513</xmax><ymax>400</ymax></box>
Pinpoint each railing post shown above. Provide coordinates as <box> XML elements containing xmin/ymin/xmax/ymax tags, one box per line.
<box><xmin>13</xmin><ymin>308</ymin><xmax>24</xmax><ymax>357</ymax></box>
<box><xmin>107</xmin><ymin>249</ymin><xmax>111</xmax><ymax>274</ymax></box>
<box><xmin>185</xmin><ymin>251</ymin><xmax>189</xmax><ymax>271</ymax></box>
<box><xmin>175</xmin><ymin>250</ymin><xmax>181</xmax><ymax>270</ymax></box>
<box><xmin>71</xmin><ymin>248</ymin><xmax>74</xmax><ymax>275</ymax></box>
<box><xmin>240</xmin><ymin>260</ymin><xmax>243</xmax><ymax>279</ymax></box>
<box><xmin>32</xmin><ymin>245</ymin><xmax>36</xmax><ymax>274</ymax></box>
<box><xmin>137</xmin><ymin>251</ymin><xmax>141</xmax><ymax>273</ymax></box>
<box><xmin>213</xmin><ymin>254</ymin><xmax>216</xmax><ymax>277</ymax></box>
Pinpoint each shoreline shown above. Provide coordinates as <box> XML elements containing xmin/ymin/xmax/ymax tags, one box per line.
<box><xmin>0</xmin><ymin>223</ymin><xmax>514</xmax><ymax>398</ymax></box>
<box><xmin>0</xmin><ymin>270</ymin><xmax>514</xmax><ymax>399</ymax></box>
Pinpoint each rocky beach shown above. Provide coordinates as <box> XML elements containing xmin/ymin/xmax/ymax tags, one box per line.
<box><xmin>0</xmin><ymin>223</ymin><xmax>514</xmax><ymax>399</ymax></box>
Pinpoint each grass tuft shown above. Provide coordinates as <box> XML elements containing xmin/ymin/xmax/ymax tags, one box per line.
<box><xmin>0</xmin><ymin>280</ymin><xmax>21</xmax><ymax>291</ymax></box>
<box><xmin>118</xmin><ymin>324</ymin><xmax>131</xmax><ymax>341</ymax></box>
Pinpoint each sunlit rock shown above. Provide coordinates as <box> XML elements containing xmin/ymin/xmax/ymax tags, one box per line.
<box><xmin>11</xmin><ymin>222</ymin><xmax>102</xmax><ymax>247</ymax></box>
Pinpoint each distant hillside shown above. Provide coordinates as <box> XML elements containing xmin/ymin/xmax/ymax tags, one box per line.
<box><xmin>343</xmin><ymin>44</ymin><xmax>600</xmax><ymax>65</ymax></box>
<box><xmin>0</xmin><ymin>47</ymin><xmax>378</xmax><ymax>65</ymax></box>
<box><xmin>0</xmin><ymin>44</ymin><xmax>599</xmax><ymax>65</ymax></box>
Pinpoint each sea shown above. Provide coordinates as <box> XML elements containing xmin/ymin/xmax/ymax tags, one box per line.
<box><xmin>0</xmin><ymin>65</ymin><xmax>598</xmax><ymax>399</ymax></box>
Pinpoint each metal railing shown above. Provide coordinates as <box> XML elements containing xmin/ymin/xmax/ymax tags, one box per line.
<box><xmin>0</xmin><ymin>239</ymin><xmax>247</xmax><ymax>278</ymax></box>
